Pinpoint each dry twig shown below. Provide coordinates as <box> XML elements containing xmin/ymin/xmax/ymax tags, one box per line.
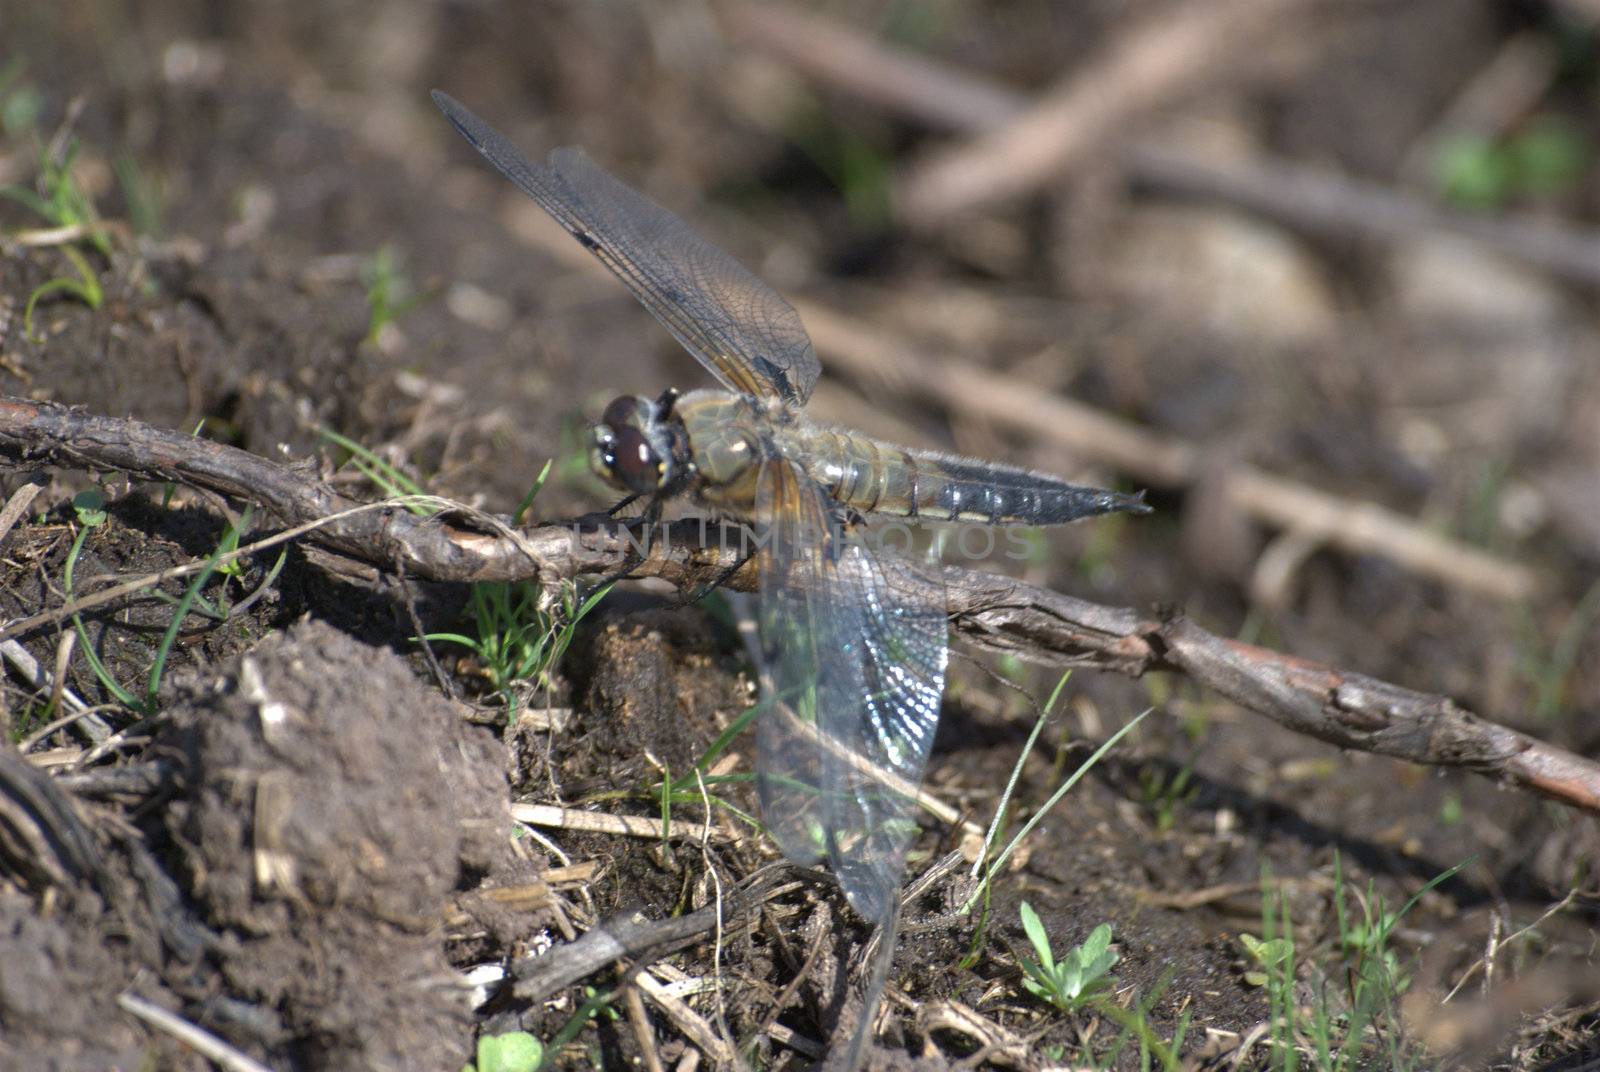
<box><xmin>729</xmin><ymin>0</ymin><xmax>1600</xmax><ymax>284</ymax></box>
<box><xmin>512</xmin><ymin>865</ymin><xmax>789</xmax><ymax>1003</ymax></box>
<box><xmin>511</xmin><ymin>802</ymin><xmax>727</xmax><ymax>843</ymax></box>
<box><xmin>117</xmin><ymin>993</ymin><xmax>275</xmax><ymax>1072</ymax></box>
<box><xmin>633</xmin><ymin>969</ymin><xmax>738</xmax><ymax>1065</ymax></box>
<box><xmin>888</xmin><ymin>0</ymin><xmax>1315</xmax><ymax>225</ymax></box>
<box><xmin>0</xmin><ymin>397</ymin><xmax>1593</xmax><ymax>815</ymax></box>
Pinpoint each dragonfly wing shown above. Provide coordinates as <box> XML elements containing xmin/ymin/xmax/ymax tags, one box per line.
<box><xmin>753</xmin><ymin>459</ymin><xmax>949</xmax><ymax>923</ymax></box>
<box><xmin>433</xmin><ymin>91</ymin><xmax>821</xmax><ymax>406</ymax></box>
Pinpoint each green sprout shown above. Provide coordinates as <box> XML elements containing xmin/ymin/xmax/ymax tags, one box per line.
<box><xmin>1435</xmin><ymin>114</ymin><xmax>1588</xmax><ymax>209</ymax></box>
<box><xmin>2</xmin><ymin>124</ymin><xmax>115</xmax><ymax>340</ymax></box>
<box><xmin>63</xmin><ymin>491</ymin><xmax>139</xmax><ymax>710</ymax></box>
<box><xmin>463</xmin><ymin>1032</ymin><xmax>542</xmax><ymax>1072</ymax></box>
<box><xmin>63</xmin><ymin>491</ymin><xmax>266</xmax><ymax>715</ymax></box>
<box><xmin>362</xmin><ymin>244</ymin><xmax>427</xmax><ymax>345</ymax></box>
<box><xmin>1239</xmin><ymin>931</ymin><xmax>1295</xmax><ymax>989</ymax></box>
<box><xmin>426</xmin><ymin>578</ymin><xmax>611</xmax><ymax>716</ymax></box>
<box><xmin>1016</xmin><ymin>904</ymin><xmax>1118</xmax><ymax>1012</ymax></box>
<box><xmin>1255</xmin><ymin>855</ymin><xmax>1466</xmax><ymax>1071</ymax></box>
<box><xmin>18</xmin><ymin>243</ymin><xmax>103</xmax><ymax>342</ymax></box>
<box><xmin>1138</xmin><ymin>760</ymin><xmax>1199</xmax><ymax>833</ymax></box>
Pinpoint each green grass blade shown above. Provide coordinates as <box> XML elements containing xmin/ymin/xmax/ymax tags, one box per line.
<box><xmin>974</xmin><ymin>670</ymin><xmax>1071</xmax><ymax>879</ymax></box>
<box><xmin>63</xmin><ymin>521</ymin><xmax>139</xmax><ymax>709</ymax></box>
<box><xmin>146</xmin><ymin>508</ymin><xmax>250</xmax><ymax>712</ymax></box>
<box><xmin>967</xmin><ymin>707</ymin><xmax>1151</xmax><ymax>910</ymax></box>
<box><xmin>512</xmin><ymin>460</ymin><xmax>554</xmax><ymax>526</ymax></box>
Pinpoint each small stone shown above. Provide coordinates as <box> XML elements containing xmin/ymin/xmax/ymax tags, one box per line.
<box><xmin>1388</xmin><ymin>236</ymin><xmax>1574</xmax><ymax>329</ymax></box>
<box><xmin>1104</xmin><ymin>204</ymin><xmax>1339</xmax><ymax>344</ymax></box>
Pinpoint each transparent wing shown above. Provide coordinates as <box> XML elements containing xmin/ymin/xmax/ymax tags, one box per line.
<box><xmin>433</xmin><ymin>90</ymin><xmax>821</xmax><ymax>406</ymax></box>
<box><xmin>752</xmin><ymin>458</ymin><xmax>949</xmax><ymax>923</ymax></box>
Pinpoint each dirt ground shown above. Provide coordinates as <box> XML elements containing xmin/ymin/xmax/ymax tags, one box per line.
<box><xmin>1</xmin><ymin>2</ymin><xmax>1598</xmax><ymax>1069</ymax></box>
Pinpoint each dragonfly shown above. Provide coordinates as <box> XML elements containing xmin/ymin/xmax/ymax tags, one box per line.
<box><xmin>434</xmin><ymin>90</ymin><xmax>1149</xmax><ymax>1061</ymax></box>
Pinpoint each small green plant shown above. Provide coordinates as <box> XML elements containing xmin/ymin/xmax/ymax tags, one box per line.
<box><xmin>644</xmin><ymin>703</ymin><xmax>762</xmax><ymax>834</ymax></box>
<box><xmin>463</xmin><ymin>1031</ymin><xmax>542</xmax><ymax>1072</ymax></box>
<box><xmin>319</xmin><ymin>434</ymin><xmax>591</xmax><ymax>715</ymax></box>
<box><xmin>65</xmin><ymin>490</ymin><xmax>274</xmax><ymax>715</ymax></box>
<box><xmin>1256</xmin><ymin>876</ymin><xmax>1304</xmax><ymax>1072</ymax></box>
<box><xmin>426</xmin><ymin>578</ymin><xmax>611</xmax><ymax>715</ymax></box>
<box><xmin>959</xmin><ymin>674</ymin><xmax>1149</xmax><ymax>970</ymax></box>
<box><xmin>361</xmin><ymin>244</ymin><xmax>426</xmax><ymax>345</ymax></box>
<box><xmin>1255</xmin><ymin>855</ymin><xmax>1466</xmax><ymax>1071</ymax></box>
<box><xmin>18</xmin><ymin>243</ymin><xmax>103</xmax><ymax>342</ymax></box>
<box><xmin>2</xmin><ymin>136</ymin><xmax>110</xmax><ymax>252</ymax></box>
<box><xmin>1091</xmin><ymin>977</ymin><xmax>1189</xmax><ymax>1071</ymax></box>
<box><xmin>1016</xmin><ymin>904</ymin><xmax>1118</xmax><ymax>1012</ymax></box>
<box><xmin>1138</xmin><ymin>760</ymin><xmax>1199</xmax><ymax>833</ymax></box>
<box><xmin>134</xmin><ymin>505</ymin><xmax>252</xmax><ymax>713</ymax></box>
<box><xmin>1238</xmin><ymin>931</ymin><xmax>1294</xmax><ymax>989</ymax></box>
<box><xmin>534</xmin><ymin>987</ymin><xmax>618</xmax><ymax>1070</ymax></box>
<box><xmin>1435</xmin><ymin>114</ymin><xmax>1588</xmax><ymax>209</ymax></box>
<box><xmin>1</xmin><ymin>123</ymin><xmax>114</xmax><ymax>340</ymax></box>
<box><xmin>7</xmin><ymin>702</ymin><xmax>49</xmax><ymax>745</ymax></box>
<box><xmin>64</xmin><ymin>490</ymin><xmax>139</xmax><ymax>710</ymax></box>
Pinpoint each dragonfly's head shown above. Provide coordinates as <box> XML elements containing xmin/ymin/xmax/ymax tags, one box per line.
<box><xmin>589</xmin><ymin>394</ymin><xmax>680</xmax><ymax>495</ymax></box>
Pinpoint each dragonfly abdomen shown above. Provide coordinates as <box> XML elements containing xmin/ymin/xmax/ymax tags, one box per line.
<box><xmin>804</xmin><ymin>432</ymin><xmax>1146</xmax><ymax>526</ymax></box>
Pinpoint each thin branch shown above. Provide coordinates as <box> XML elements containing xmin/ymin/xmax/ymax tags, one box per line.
<box><xmin>0</xmin><ymin>397</ymin><xmax>1594</xmax><ymax>813</ymax></box>
<box><xmin>116</xmin><ymin>993</ymin><xmax>275</xmax><ymax>1072</ymax></box>
<box><xmin>889</xmin><ymin>0</ymin><xmax>1317</xmax><ymax>225</ymax></box>
<box><xmin>632</xmin><ymin>969</ymin><xmax>739</xmax><ymax>1065</ymax></box>
<box><xmin>512</xmin><ymin>802</ymin><xmax>728</xmax><ymax>843</ymax></box>
<box><xmin>512</xmin><ymin>866</ymin><xmax>790</xmax><ymax>1003</ymax></box>
<box><xmin>1124</xmin><ymin>143</ymin><xmax>1600</xmax><ymax>285</ymax></box>
<box><xmin>728</xmin><ymin>0</ymin><xmax>1600</xmax><ymax>286</ymax></box>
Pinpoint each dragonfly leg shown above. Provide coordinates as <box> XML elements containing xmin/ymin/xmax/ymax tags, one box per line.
<box><xmin>607</xmin><ymin>492</ymin><xmax>643</xmax><ymax>517</ymax></box>
<box><xmin>589</xmin><ymin>493</ymin><xmax>667</xmax><ymax>592</ymax></box>
<box><xmin>674</xmin><ymin>537</ymin><xmax>756</xmax><ymax>607</ymax></box>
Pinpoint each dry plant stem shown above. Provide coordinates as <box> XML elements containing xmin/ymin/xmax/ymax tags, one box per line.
<box><xmin>116</xmin><ymin>993</ymin><xmax>275</xmax><ymax>1072</ymax></box>
<box><xmin>1125</xmin><ymin>144</ymin><xmax>1600</xmax><ymax>286</ymax></box>
<box><xmin>0</xmin><ymin>638</ymin><xmax>112</xmax><ymax>741</ymax></box>
<box><xmin>0</xmin><ymin>745</ymin><xmax>106</xmax><ymax>888</ymax></box>
<box><xmin>513</xmin><ymin>867</ymin><xmax>787</xmax><ymax>1003</ymax></box>
<box><xmin>731</xmin><ymin>0</ymin><xmax>1600</xmax><ymax>286</ymax></box>
<box><xmin>512</xmin><ymin>802</ymin><xmax>726</xmax><ymax>842</ymax></box>
<box><xmin>0</xmin><ymin>481</ymin><xmax>42</xmax><ymax>543</ymax></box>
<box><xmin>1</xmin><ymin>396</ymin><xmax>1596</xmax><ymax>814</ymax></box>
<box><xmin>632</xmin><ymin>970</ymin><xmax>738</xmax><ymax>1065</ymax></box>
<box><xmin>622</xmin><ymin>980</ymin><xmax>667</xmax><ymax>1072</ymax></box>
<box><xmin>891</xmin><ymin>0</ymin><xmax>1315</xmax><ymax>224</ymax></box>
<box><xmin>946</xmin><ymin>569</ymin><xmax>1600</xmax><ymax>812</ymax></box>
<box><xmin>0</xmin><ymin>397</ymin><xmax>613</xmax><ymax>593</ymax></box>
<box><xmin>723</xmin><ymin>2</ymin><xmax>1018</xmax><ymax>132</ymax></box>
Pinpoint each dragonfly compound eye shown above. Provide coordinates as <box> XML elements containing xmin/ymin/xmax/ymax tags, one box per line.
<box><xmin>609</xmin><ymin>425</ymin><xmax>664</xmax><ymax>493</ymax></box>
<box><xmin>602</xmin><ymin>395</ymin><xmax>647</xmax><ymax>429</ymax></box>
